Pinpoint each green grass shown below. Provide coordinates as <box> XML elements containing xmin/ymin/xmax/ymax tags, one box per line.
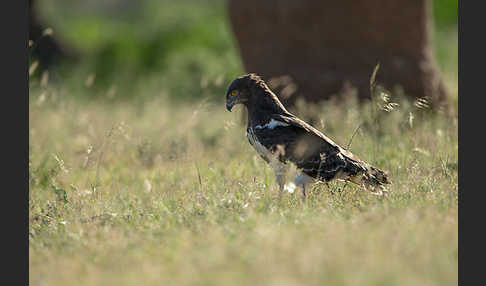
<box><xmin>29</xmin><ymin>85</ymin><xmax>457</xmax><ymax>285</ymax></box>
<box><xmin>30</xmin><ymin>2</ymin><xmax>457</xmax><ymax>284</ymax></box>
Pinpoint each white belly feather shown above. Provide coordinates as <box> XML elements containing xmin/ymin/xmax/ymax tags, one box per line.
<box><xmin>246</xmin><ymin>127</ymin><xmax>271</xmax><ymax>160</ymax></box>
<box><xmin>246</xmin><ymin>118</ymin><xmax>290</xmax><ymax>160</ymax></box>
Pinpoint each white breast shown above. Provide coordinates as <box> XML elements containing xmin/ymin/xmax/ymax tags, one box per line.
<box><xmin>246</xmin><ymin>127</ymin><xmax>271</xmax><ymax>159</ymax></box>
<box><xmin>246</xmin><ymin>127</ymin><xmax>288</xmax><ymax>177</ymax></box>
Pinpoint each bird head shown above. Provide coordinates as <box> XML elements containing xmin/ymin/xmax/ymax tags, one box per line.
<box><xmin>225</xmin><ymin>73</ymin><xmax>260</xmax><ymax>112</ymax></box>
<box><xmin>225</xmin><ymin>73</ymin><xmax>288</xmax><ymax>114</ymax></box>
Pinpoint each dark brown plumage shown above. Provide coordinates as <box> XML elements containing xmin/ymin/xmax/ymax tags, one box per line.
<box><xmin>226</xmin><ymin>73</ymin><xmax>390</xmax><ymax>196</ymax></box>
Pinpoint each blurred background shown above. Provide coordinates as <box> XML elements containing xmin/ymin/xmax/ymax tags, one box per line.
<box><xmin>29</xmin><ymin>0</ymin><xmax>457</xmax><ymax>107</ymax></box>
<box><xmin>29</xmin><ymin>2</ymin><xmax>458</xmax><ymax>285</ymax></box>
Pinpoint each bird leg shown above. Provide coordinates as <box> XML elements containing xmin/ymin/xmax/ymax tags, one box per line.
<box><xmin>293</xmin><ymin>172</ymin><xmax>314</xmax><ymax>202</ymax></box>
<box><xmin>276</xmin><ymin>174</ymin><xmax>285</xmax><ymax>198</ymax></box>
<box><xmin>273</xmin><ymin>163</ymin><xmax>288</xmax><ymax>197</ymax></box>
<box><xmin>301</xmin><ymin>184</ymin><xmax>306</xmax><ymax>201</ymax></box>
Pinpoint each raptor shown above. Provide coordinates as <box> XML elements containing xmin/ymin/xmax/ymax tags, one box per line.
<box><xmin>225</xmin><ymin>73</ymin><xmax>390</xmax><ymax>197</ymax></box>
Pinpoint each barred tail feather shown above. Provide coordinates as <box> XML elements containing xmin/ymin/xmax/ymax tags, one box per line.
<box><xmin>367</xmin><ymin>165</ymin><xmax>390</xmax><ymax>185</ymax></box>
<box><xmin>348</xmin><ymin>165</ymin><xmax>391</xmax><ymax>195</ymax></box>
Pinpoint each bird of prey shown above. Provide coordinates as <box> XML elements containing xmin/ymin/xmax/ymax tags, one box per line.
<box><xmin>225</xmin><ymin>73</ymin><xmax>390</xmax><ymax>197</ymax></box>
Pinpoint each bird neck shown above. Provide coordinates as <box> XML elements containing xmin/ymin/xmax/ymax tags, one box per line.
<box><xmin>246</xmin><ymin>86</ymin><xmax>288</xmax><ymax>126</ymax></box>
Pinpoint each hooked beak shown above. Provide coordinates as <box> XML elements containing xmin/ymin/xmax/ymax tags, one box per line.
<box><xmin>226</xmin><ymin>102</ymin><xmax>234</xmax><ymax>112</ymax></box>
<box><xmin>226</xmin><ymin>100</ymin><xmax>236</xmax><ymax>112</ymax></box>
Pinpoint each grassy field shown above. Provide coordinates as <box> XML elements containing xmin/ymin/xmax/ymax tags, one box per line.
<box><xmin>29</xmin><ymin>84</ymin><xmax>457</xmax><ymax>285</ymax></box>
<box><xmin>30</xmin><ymin>2</ymin><xmax>457</xmax><ymax>285</ymax></box>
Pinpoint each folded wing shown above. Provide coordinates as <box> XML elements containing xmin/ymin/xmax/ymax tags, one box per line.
<box><xmin>253</xmin><ymin>113</ymin><xmax>368</xmax><ymax>182</ymax></box>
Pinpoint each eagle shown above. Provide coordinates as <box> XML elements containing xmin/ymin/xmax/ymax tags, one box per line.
<box><xmin>225</xmin><ymin>73</ymin><xmax>390</xmax><ymax>197</ymax></box>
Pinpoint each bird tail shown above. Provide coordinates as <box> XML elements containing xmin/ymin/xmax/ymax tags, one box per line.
<box><xmin>348</xmin><ymin>164</ymin><xmax>391</xmax><ymax>195</ymax></box>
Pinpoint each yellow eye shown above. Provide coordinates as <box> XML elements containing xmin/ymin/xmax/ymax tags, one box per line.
<box><xmin>231</xmin><ymin>90</ymin><xmax>238</xmax><ymax>97</ymax></box>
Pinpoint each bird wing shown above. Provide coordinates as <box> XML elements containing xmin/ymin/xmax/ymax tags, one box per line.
<box><xmin>253</xmin><ymin>113</ymin><xmax>367</xmax><ymax>181</ymax></box>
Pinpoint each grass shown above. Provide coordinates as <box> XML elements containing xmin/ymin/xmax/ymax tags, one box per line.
<box><xmin>29</xmin><ymin>82</ymin><xmax>457</xmax><ymax>285</ymax></box>
<box><xmin>30</xmin><ymin>2</ymin><xmax>457</xmax><ymax>284</ymax></box>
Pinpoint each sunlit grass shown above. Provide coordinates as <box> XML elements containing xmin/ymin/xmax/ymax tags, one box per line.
<box><xmin>29</xmin><ymin>2</ymin><xmax>457</xmax><ymax>283</ymax></box>
<box><xmin>29</xmin><ymin>80</ymin><xmax>457</xmax><ymax>285</ymax></box>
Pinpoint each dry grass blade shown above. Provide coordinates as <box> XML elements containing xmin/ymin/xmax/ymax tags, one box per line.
<box><xmin>414</xmin><ymin>97</ymin><xmax>430</xmax><ymax>109</ymax></box>
<box><xmin>346</xmin><ymin>123</ymin><xmax>362</xmax><ymax>150</ymax></box>
<box><xmin>369</xmin><ymin>62</ymin><xmax>380</xmax><ymax>93</ymax></box>
<box><xmin>42</xmin><ymin>28</ymin><xmax>54</xmax><ymax>37</ymax></box>
<box><xmin>29</xmin><ymin>61</ymin><xmax>39</xmax><ymax>76</ymax></box>
<box><xmin>195</xmin><ymin>162</ymin><xmax>203</xmax><ymax>192</ymax></box>
<box><xmin>94</xmin><ymin>124</ymin><xmax>117</xmax><ymax>187</ymax></box>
